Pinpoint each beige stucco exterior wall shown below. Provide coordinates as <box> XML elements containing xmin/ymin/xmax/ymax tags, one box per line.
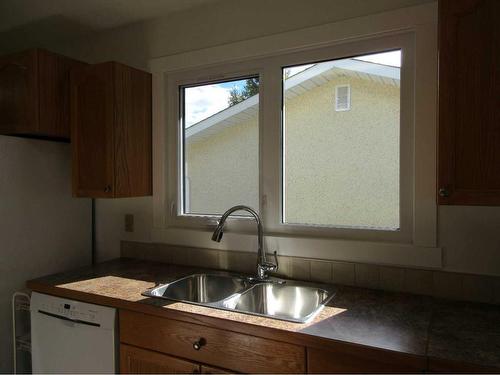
<box><xmin>186</xmin><ymin>75</ymin><xmax>400</xmax><ymax>228</ymax></box>
<box><xmin>284</xmin><ymin>77</ymin><xmax>400</xmax><ymax>228</ymax></box>
<box><xmin>186</xmin><ymin>117</ymin><xmax>259</xmax><ymax>215</ymax></box>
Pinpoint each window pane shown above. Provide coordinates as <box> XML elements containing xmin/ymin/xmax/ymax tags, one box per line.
<box><xmin>282</xmin><ymin>50</ymin><xmax>401</xmax><ymax>229</ymax></box>
<box><xmin>182</xmin><ymin>77</ymin><xmax>259</xmax><ymax>215</ymax></box>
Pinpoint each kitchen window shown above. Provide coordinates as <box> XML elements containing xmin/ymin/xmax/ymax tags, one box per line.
<box><xmin>180</xmin><ymin>76</ymin><xmax>260</xmax><ymax>217</ymax></box>
<box><xmin>164</xmin><ymin>31</ymin><xmax>420</xmax><ymax>244</ymax></box>
<box><xmin>154</xmin><ymin>3</ymin><xmax>439</xmax><ymax>267</ymax></box>
<box><xmin>282</xmin><ymin>50</ymin><xmax>401</xmax><ymax>230</ymax></box>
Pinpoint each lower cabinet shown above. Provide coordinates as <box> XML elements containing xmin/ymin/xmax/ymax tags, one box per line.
<box><xmin>200</xmin><ymin>365</ymin><xmax>232</xmax><ymax>374</ymax></box>
<box><xmin>121</xmin><ymin>344</ymin><xmax>200</xmax><ymax>374</ymax></box>
<box><xmin>119</xmin><ymin>309</ymin><xmax>432</xmax><ymax>374</ymax></box>
<box><xmin>120</xmin><ymin>344</ymin><xmax>231</xmax><ymax>374</ymax></box>
<box><xmin>119</xmin><ymin>310</ymin><xmax>305</xmax><ymax>374</ymax></box>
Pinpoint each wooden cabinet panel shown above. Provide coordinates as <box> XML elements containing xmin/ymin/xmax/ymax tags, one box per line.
<box><xmin>0</xmin><ymin>49</ymin><xmax>85</xmax><ymax>140</ymax></box>
<box><xmin>70</xmin><ymin>62</ymin><xmax>152</xmax><ymax>198</ymax></box>
<box><xmin>438</xmin><ymin>0</ymin><xmax>500</xmax><ymax>205</ymax></box>
<box><xmin>71</xmin><ymin>63</ymin><xmax>115</xmax><ymax>198</ymax></box>
<box><xmin>200</xmin><ymin>365</ymin><xmax>232</xmax><ymax>374</ymax></box>
<box><xmin>0</xmin><ymin>50</ymin><xmax>39</xmax><ymax>135</ymax></box>
<box><xmin>113</xmin><ymin>63</ymin><xmax>152</xmax><ymax>198</ymax></box>
<box><xmin>121</xmin><ymin>344</ymin><xmax>200</xmax><ymax>374</ymax></box>
<box><xmin>120</xmin><ymin>310</ymin><xmax>305</xmax><ymax>374</ymax></box>
<box><xmin>38</xmin><ymin>49</ymin><xmax>86</xmax><ymax>138</ymax></box>
<box><xmin>307</xmin><ymin>346</ymin><xmax>426</xmax><ymax>373</ymax></box>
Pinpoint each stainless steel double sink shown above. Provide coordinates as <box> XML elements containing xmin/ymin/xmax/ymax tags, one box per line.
<box><xmin>142</xmin><ymin>273</ymin><xmax>335</xmax><ymax>323</ymax></box>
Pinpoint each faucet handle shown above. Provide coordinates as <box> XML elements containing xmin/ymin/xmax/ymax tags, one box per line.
<box><xmin>272</xmin><ymin>251</ymin><xmax>279</xmax><ymax>271</ymax></box>
<box><xmin>262</xmin><ymin>251</ymin><xmax>278</xmax><ymax>272</ymax></box>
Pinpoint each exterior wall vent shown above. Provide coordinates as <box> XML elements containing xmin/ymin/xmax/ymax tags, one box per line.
<box><xmin>335</xmin><ymin>84</ymin><xmax>351</xmax><ymax>111</ymax></box>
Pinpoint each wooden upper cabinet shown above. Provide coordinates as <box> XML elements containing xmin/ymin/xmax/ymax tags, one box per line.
<box><xmin>0</xmin><ymin>49</ymin><xmax>86</xmax><ymax>140</ymax></box>
<box><xmin>438</xmin><ymin>0</ymin><xmax>500</xmax><ymax>205</ymax></box>
<box><xmin>70</xmin><ymin>62</ymin><xmax>152</xmax><ymax>198</ymax></box>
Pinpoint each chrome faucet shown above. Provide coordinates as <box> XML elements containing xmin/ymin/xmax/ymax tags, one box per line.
<box><xmin>211</xmin><ymin>205</ymin><xmax>278</xmax><ymax>280</ymax></box>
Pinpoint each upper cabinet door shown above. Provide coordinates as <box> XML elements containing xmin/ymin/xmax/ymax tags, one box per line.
<box><xmin>0</xmin><ymin>50</ymin><xmax>38</xmax><ymax>135</ymax></box>
<box><xmin>112</xmin><ymin>63</ymin><xmax>152</xmax><ymax>198</ymax></box>
<box><xmin>70</xmin><ymin>62</ymin><xmax>152</xmax><ymax>198</ymax></box>
<box><xmin>38</xmin><ymin>50</ymin><xmax>87</xmax><ymax>139</ymax></box>
<box><xmin>0</xmin><ymin>49</ymin><xmax>85</xmax><ymax>140</ymax></box>
<box><xmin>71</xmin><ymin>63</ymin><xmax>115</xmax><ymax>198</ymax></box>
<box><xmin>438</xmin><ymin>0</ymin><xmax>500</xmax><ymax>205</ymax></box>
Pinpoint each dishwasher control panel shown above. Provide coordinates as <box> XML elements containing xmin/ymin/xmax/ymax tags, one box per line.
<box><xmin>39</xmin><ymin>299</ymin><xmax>99</xmax><ymax>323</ymax></box>
<box><xmin>31</xmin><ymin>292</ymin><xmax>116</xmax><ymax>329</ymax></box>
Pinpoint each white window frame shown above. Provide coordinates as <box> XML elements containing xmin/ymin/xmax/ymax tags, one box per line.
<box><xmin>150</xmin><ymin>3</ymin><xmax>440</xmax><ymax>268</ymax></box>
<box><xmin>267</xmin><ymin>35</ymin><xmax>413</xmax><ymax>243</ymax></box>
<box><xmin>165</xmin><ymin>61</ymin><xmax>266</xmax><ymax>233</ymax></box>
<box><xmin>166</xmin><ymin>34</ymin><xmax>413</xmax><ymax>243</ymax></box>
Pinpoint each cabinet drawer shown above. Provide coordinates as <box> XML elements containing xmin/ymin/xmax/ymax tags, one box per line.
<box><xmin>120</xmin><ymin>310</ymin><xmax>305</xmax><ymax>373</ymax></box>
<box><xmin>201</xmin><ymin>365</ymin><xmax>232</xmax><ymax>374</ymax></box>
<box><xmin>121</xmin><ymin>344</ymin><xmax>200</xmax><ymax>374</ymax></box>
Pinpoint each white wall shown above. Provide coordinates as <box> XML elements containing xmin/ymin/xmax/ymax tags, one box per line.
<box><xmin>439</xmin><ymin>206</ymin><xmax>500</xmax><ymax>276</ymax></box>
<box><xmin>0</xmin><ymin>136</ymin><xmax>91</xmax><ymax>372</ymax></box>
<box><xmin>48</xmin><ymin>0</ymin><xmax>436</xmax><ymax>71</ymax></box>
<box><xmin>38</xmin><ymin>0</ymin><xmax>499</xmax><ymax>276</ymax></box>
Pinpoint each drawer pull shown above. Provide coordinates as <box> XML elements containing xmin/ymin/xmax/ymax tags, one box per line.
<box><xmin>193</xmin><ymin>338</ymin><xmax>206</xmax><ymax>351</ymax></box>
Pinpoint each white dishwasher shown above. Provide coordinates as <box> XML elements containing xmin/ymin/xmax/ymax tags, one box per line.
<box><xmin>31</xmin><ymin>292</ymin><xmax>117</xmax><ymax>373</ymax></box>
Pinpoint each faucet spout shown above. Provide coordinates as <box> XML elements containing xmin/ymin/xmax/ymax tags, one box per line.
<box><xmin>211</xmin><ymin>205</ymin><xmax>277</xmax><ymax>279</ymax></box>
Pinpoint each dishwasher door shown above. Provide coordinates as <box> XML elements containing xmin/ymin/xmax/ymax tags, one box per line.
<box><xmin>31</xmin><ymin>292</ymin><xmax>117</xmax><ymax>373</ymax></box>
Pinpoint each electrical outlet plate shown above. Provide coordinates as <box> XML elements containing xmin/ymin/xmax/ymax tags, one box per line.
<box><xmin>125</xmin><ymin>214</ymin><xmax>134</xmax><ymax>232</ymax></box>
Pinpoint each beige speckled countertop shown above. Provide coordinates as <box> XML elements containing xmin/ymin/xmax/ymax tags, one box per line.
<box><xmin>27</xmin><ymin>258</ymin><xmax>500</xmax><ymax>370</ymax></box>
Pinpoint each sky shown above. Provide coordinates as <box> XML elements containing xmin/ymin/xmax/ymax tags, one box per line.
<box><xmin>184</xmin><ymin>50</ymin><xmax>401</xmax><ymax>128</ymax></box>
<box><xmin>184</xmin><ymin>78</ymin><xmax>248</xmax><ymax>127</ymax></box>
<box><xmin>355</xmin><ymin>50</ymin><xmax>401</xmax><ymax>67</ymax></box>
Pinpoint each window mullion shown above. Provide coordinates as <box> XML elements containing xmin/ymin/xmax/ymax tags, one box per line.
<box><xmin>260</xmin><ymin>64</ymin><xmax>283</xmax><ymax>234</ymax></box>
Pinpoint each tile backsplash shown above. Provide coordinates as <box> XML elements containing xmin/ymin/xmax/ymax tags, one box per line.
<box><xmin>121</xmin><ymin>240</ymin><xmax>500</xmax><ymax>305</ymax></box>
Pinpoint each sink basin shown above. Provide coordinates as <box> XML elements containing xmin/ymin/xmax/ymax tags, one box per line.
<box><xmin>143</xmin><ymin>272</ymin><xmax>335</xmax><ymax>323</ymax></box>
<box><xmin>145</xmin><ymin>273</ymin><xmax>248</xmax><ymax>303</ymax></box>
<box><xmin>223</xmin><ymin>282</ymin><xmax>332</xmax><ymax>323</ymax></box>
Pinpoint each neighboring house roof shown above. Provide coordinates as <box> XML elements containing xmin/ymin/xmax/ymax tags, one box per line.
<box><xmin>186</xmin><ymin>59</ymin><xmax>400</xmax><ymax>142</ymax></box>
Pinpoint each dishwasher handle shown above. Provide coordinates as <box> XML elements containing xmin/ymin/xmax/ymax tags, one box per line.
<box><xmin>37</xmin><ymin>310</ymin><xmax>101</xmax><ymax>327</ymax></box>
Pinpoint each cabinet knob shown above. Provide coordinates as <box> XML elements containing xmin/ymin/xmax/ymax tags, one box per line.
<box><xmin>104</xmin><ymin>185</ymin><xmax>112</xmax><ymax>193</ymax></box>
<box><xmin>438</xmin><ymin>188</ymin><xmax>450</xmax><ymax>197</ymax></box>
<box><xmin>193</xmin><ymin>337</ymin><xmax>206</xmax><ymax>351</ymax></box>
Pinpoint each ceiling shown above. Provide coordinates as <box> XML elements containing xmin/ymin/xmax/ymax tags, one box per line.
<box><xmin>0</xmin><ymin>0</ymin><xmax>220</xmax><ymax>53</ymax></box>
<box><xmin>0</xmin><ymin>0</ymin><xmax>219</xmax><ymax>32</ymax></box>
